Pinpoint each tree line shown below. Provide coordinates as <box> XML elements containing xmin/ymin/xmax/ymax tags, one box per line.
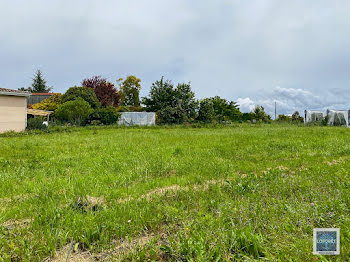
<box><xmin>23</xmin><ymin>70</ymin><xmax>273</xmax><ymax>126</ymax></box>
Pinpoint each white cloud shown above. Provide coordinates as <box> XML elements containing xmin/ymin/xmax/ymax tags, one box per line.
<box><xmin>236</xmin><ymin>97</ymin><xmax>256</xmax><ymax>112</ymax></box>
<box><xmin>237</xmin><ymin>86</ymin><xmax>350</xmax><ymax>117</ymax></box>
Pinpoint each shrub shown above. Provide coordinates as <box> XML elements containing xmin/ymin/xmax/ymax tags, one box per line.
<box><xmin>87</xmin><ymin>107</ymin><xmax>120</xmax><ymax>125</ymax></box>
<box><xmin>158</xmin><ymin>106</ymin><xmax>185</xmax><ymax>124</ymax></box>
<box><xmin>27</xmin><ymin>118</ymin><xmax>47</xmax><ymax>130</ymax></box>
<box><xmin>276</xmin><ymin>114</ymin><xmax>290</xmax><ymax>122</ymax></box>
<box><xmin>291</xmin><ymin>111</ymin><xmax>304</xmax><ymax>123</ymax></box>
<box><xmin>61</xmin><ymin>86</ymin><xmax>100</xmax><ymax>108</ymax></box>
<box><xmin>55</xmin><ymin>98</ymin><xmax>93</xmax><ymax>125</ymax></box>
<box><xmin>31</xmin><ymin>94</ymin><xmax>62</xmax><ymax>111</ymax></box>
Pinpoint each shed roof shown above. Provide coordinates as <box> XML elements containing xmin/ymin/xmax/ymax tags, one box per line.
<box><xmin>27</xmin><ymin>109</ymin><xmax>53</xmax><ymax>116</ymax></box>
<box><xmin>0</xmin><ymin>88</ymin><xmax>31</xmax><ymax>97</ymax></box>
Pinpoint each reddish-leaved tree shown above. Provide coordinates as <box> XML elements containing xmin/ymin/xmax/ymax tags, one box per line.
<box><xmin>82</xmin><ymin>76</ymin><xmax>121</xmax><ymax>107</ymax></box>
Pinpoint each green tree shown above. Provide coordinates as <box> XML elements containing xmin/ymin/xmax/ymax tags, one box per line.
<box><xmin>276</xmin><ymin>114</ymin><xmax>291</xmax><ymax>122</ymax></box>
<box><xmin>210</xmin><ymin>96</ymin><xmax>241</xmax><ymax>121</ymax></box>
<box><xmin>61</xmin><ymin>86</ymin><xmax>100</xmax><ymax>108</ymax></box>
<box><xmin>252</xmin><ymin>105</ymin><xmax>271</xmax><ymax>121</ymax></box>
<box><xmin>197</xmin><ymin>96</ymin><xmax>241</xmax><ymax>122</ymax></box>
<box><xmin>19</xmin><ymin>70</ymin><xmax>52</xmax><ymax>93</ymax></box>
<box><xmin>120</xmin><ymin>76</ymin><xmax>141</xmax><ymax>106</ymax></box>
<box><xmin>142</xmin><ymin>77</ymin><xmax>197</xmax><ymax>124</ymax></box>
<box><xmin>142</xmin><ymin>77</ymin><xmax>176</xmax><ymax>112</ymax></box>
<box><xmin>197</xmin><ymin>99</ymin><xmax>215</xmax><ymax>123</ymax></box>
<box><xmin>175</xmin><ymin>83</ymin><xmax>197</xmax><ymax>120</ymax></box>
<box><xmin>291</xmin><ymin>111</ymin><xmax>304</xmax><ymax>123</ymax></box>
<box><xmin>55</xmin><ymin>98</ymin><xmax>93</xmax><ymax>125</ymax></box>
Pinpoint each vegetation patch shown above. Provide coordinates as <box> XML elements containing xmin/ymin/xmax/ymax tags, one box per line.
<box><xmin>1</xmin><ymin>125</ymin><xmax>350</xmax><ymax>261</ymax></box>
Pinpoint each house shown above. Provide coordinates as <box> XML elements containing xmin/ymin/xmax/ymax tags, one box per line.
<box><xmin>0</xmin><ymin>88</ymin><xmax>31</xmax><ymax>133</ymax></box>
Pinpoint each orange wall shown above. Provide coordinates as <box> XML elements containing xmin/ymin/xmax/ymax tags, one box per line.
<box><xmin>0</xmin><ymin>95</ymin><xmax>27</xmax><ymax>133</ymax></box>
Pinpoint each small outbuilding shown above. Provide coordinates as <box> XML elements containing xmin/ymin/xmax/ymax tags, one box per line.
<box><xmin>118</xmin><ymin>112</ymin><xmax>156</xmax><ymax>126</ymax></box>
<box><xmin>0</xmin><ymin>88</ymin><xmax>31</xmax><ymax>133</ymax></box>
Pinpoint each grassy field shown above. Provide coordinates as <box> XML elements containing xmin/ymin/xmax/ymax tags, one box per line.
<box><xmin>1</xmin><ymin>124</ymin><xmax>350</xmax><ymax>261</ymax></box>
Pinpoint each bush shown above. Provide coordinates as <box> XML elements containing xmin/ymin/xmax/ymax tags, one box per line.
<box><xmin>27</xmin><ymin>118</ymin><xmax>47</xmax><ymax>130</ymax></box>
<box><xmin>276</xmin><ymin>114</ymin><xmax>290</xmax><ymax>122</ymax></box>
<box><xmin>55</xmin><ymin>98</ymin><xmax>93</xmax><ymax>125</ymax></box>
<box><xmin>87</xmin><ymin>107</ymin><xmax>120</xmax><ymax>125</ymax></box>
<box><xmin>61</xmin><ymin>86</ymin><xmax>100</xmax><ymax>108</ymax></box>
<box><xmin>31</xmin><ymin>94</ymin><xmax>62</xmax><ymax>111</ymax></box>
<box><xmin>158</xmin><ymin>106</ymin><xmax>185</xmax><ymax>124</ymax></box>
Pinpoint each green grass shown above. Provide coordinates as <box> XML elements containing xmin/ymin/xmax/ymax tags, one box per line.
<box><xmin>1</xmin><ymin>124</ymin><xmax>350</xmax><ymax>261</ymax></box>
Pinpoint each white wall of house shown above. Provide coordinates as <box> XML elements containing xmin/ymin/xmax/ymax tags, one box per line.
<box><xmin>0</xmin><ymin>94</ymin><xmax>28</xmax><ymax>133</ymax></box>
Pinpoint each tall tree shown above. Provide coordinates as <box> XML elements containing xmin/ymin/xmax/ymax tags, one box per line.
<box><xmin>142</xmin><ymin>77</ymin><xmax>197</xmax><ymax>123</ymax></box>
<box><xmin>120</xmin><ymin>76</ymin><xmax>141</xmax><ymax>106</ymax></box>
<box><xmin>200</xmin><ymin>96</ymin><xmax>241</xmax><ymax>122</ymax></box>
<box><xmin>252</xmin><ymin>105</ymin><xmax>271</xmax><ymax>121</ymax></box>
<box><xmin>20</xmin><ymin>70</ymin><xmax>52</xmax><ymax>93</ymax></box>
<box><xmin>82</xmin><ymin>76</ymin><xmax>121</xmax><ymax>107</ymax></box>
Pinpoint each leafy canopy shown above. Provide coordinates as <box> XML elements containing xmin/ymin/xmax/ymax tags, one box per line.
<box><xmin>203</xmin><ymin>96</ymin><xmax>241</xmax><ymax>122</ymax></box>
<box><xmin>55</xmin><ymin>98</ymin><xmax>93</xmax><ymax>125</ymax></box>
<box><xmin>142</xmin><ymin>77</ymin><xmax>197</xmax><ymax>124</ymax></box>
<box><xmin>61</xmin><ymin>86</ymin><xmax>100</xmax><ymax>108</ymax></box>
<box><xmin>82</xmin><ymin>76</ymin><xmax>121</xmax><ymax>107</ymax></box>
<box><xmin>119</xmin><ymin>76</ymin><xmax>141</xmax><ymax>107</ymax></box>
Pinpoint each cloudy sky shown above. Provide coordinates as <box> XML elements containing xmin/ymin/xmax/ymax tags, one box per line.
<box><xmin>1</xmin><ymin>0</ymin><xmax>350</xmax><ymax>116</ymax></box>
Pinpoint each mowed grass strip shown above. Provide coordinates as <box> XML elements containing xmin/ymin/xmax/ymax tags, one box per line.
<box><xmin>0</xmin><ymin>124</ymin><xmax>350</xmax><ymax>261</ymax></box>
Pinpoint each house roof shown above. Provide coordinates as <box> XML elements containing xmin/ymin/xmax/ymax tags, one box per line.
<box><xmin>31</xmin><ymin>93</ymin><xmax>60</xmax><ymax>96</ymax></box>
<box><xmin>0</xmin><ymin>88</ymin><xmax>31</xmax><ymax>97</ymax></box>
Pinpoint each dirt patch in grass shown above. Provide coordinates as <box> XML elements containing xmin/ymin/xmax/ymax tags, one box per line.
<box><xmin>86</xmin><ymin>195</ymin><xmax>105</xmax><ymax>206</ymax></box>
<box><xmin>96</xmin><ymin>231</ymin><xmax>169</xmax><ymax>261</ymax></box>
<box><xmin>2</xmin><ymin>218</ymin><xmax>32</xmax><ymax>230</ymax></box>
<box><xmin>141</xmin><ymin>185</ymin><xmax>182</xmax><ymax>201</ymax></box>
<box><xmin>49</xmin><ymin>244</ymin><xmax>93</xmax><ymax>262</ymax></box>
<box><xmin>116</xmin><ymin>178</ymin><xmax>228</xmax><ymax>204</ymax></box>
<box><xmin>0</xmin><ymin>193</ymin><xmax>38</xmax><ymax>205</ymax></box>
<box><xmin>326</xmin><ymin>158</ymin><xmax>344</xmax><ymax>166</ymax></box>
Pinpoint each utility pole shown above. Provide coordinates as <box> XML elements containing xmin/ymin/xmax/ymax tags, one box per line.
<box><xmin>274</xmin><ymin>101</ymin><xmax>277</xmax><ymax>120</ymax></box>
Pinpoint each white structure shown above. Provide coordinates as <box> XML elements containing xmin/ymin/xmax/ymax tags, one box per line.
<box><xmin>304</xmin><ymin>110</ymin><xmax>326</xmax><ymax>124</ymax></box>
<box><xmin>327</xmin><ymin>110</ymin><xmax>350</xmax><ymax>127</ymax></box>
<box><xmin>118</xmin><ymin>112</ymin><xmax>156</xmax><ymax>126</ymax></box>
<box><xmin>304</xmin><ymin>109</ymin><xmax>350</xmax><ymax>127</ymax></box>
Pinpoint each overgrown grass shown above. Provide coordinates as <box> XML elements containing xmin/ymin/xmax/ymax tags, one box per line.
<box><xmin>0</xmin><ymin>124</ymin><xmax>349</xmax><ymax>261</ymax></box>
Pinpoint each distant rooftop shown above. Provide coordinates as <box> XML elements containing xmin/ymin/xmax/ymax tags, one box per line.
<box><xmin>31</xmin><ymin>93</ymin><xmax>60</xmax><ymax>96</ymax></box>
<box><xmin>0</xmin><ymin>88</ymin><xmax>31</xmax><ymax>97</ymax></box>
